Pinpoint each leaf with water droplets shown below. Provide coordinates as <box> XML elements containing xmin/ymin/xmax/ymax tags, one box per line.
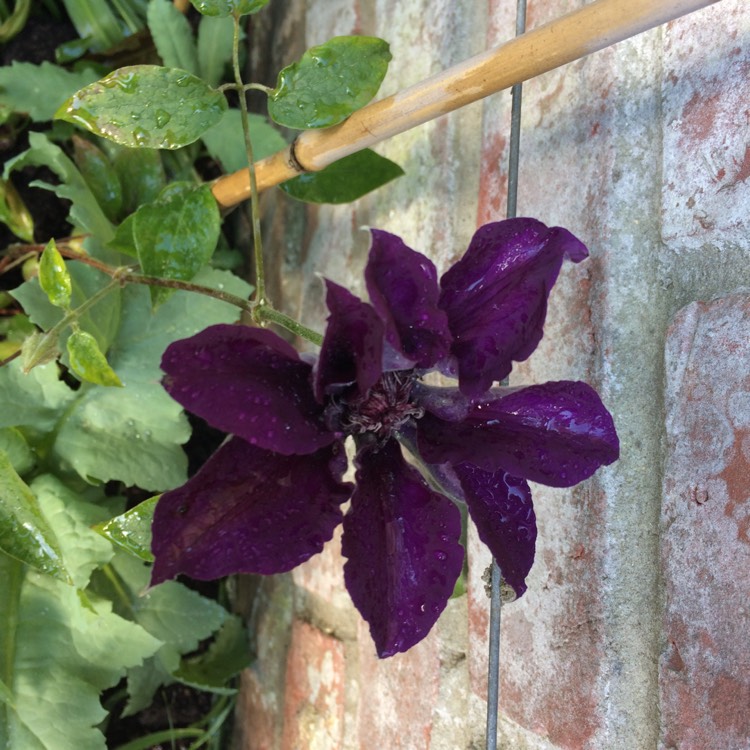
<box><xmin>55</xmin><ymin>65</ymin><xmax>227</xmax><ymax>149</ymax></box>
<box><xmin>268</xmin><ymin>36</ymin><xmax>391</xmax><ymax>129</ymax></box>
<box><xmin>66</xmin><ymin>329</ymin><xmax>123</xmax><ymax>387</ymax></box>
<box><xmin>280</xmin><ymin>149</ymin><xmax>404</xmax><ymax>204</ymax></box>
<box><xmin>95</xmin><ymin>495</ymin><xmax>158</xmax><ymax>562</ymax></box>
<box><xmin>190</xmin><ymin>0</ymin><xmax>269</xmax><ymax>16</ymax></box>
<box><xmin>38</xmin><ymin>239</ymin><xmax>72</xmax><ymax>309</ymax></box>
<box><xmin>133</xmin><ymin>182</ymin><xmax>220</xmax><ymax>306</ymax></box>
<box><xmin>0</xmin><ymin>450</ymin><xmax>69</xmax><ymax>583</ymax></box>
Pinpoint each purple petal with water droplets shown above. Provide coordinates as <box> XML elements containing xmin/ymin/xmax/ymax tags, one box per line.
<box><xmin>342</xmin><ymin>440</ymin><xmax>463</xmax><ymax>658</ymax></box>
<box><xmin>439</xmin><ymin>218</ymin><xmax>589</xmax><ymax>396</ymax></box>
<box><xmin>365</xmin><ymin>229</ymin><xmax>451</xmax><ymax>368</ymax></box>
<box><xmin>161</xmin><ymin>324</ymin><xmax>333</xmax><ymax>455</ymax></box>
<box><xmin>150</xmin><ymin>437</ymin><xmax>351</xmax><ymax>585</ymax></box>
<box><xmin>453</xmin><ymin>463</ymin><xmax>536</xmax><ymax>598</ymax></box>
<box><xmin>417</xmin><ymin>381</ymin><xmax>619</xmax><ymax>487</ymax></box>
<box><xmin>314</xmin><ymin>280</ymin><xmax>384</xmax><ymax>401</ymax></box>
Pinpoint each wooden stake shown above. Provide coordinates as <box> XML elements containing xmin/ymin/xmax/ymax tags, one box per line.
<box><xmin>211</xmin><ymin>0</ymin><xmax>721</xmax><ymax>210</ymax></box>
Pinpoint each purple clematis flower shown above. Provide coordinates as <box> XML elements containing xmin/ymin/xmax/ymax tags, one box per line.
<box><xmin>150</xmin><ymin>218</ymin><xmax>619</xmax><ymax>658</ymax></box>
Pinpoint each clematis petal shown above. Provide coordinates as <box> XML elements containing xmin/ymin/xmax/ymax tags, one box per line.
<box><xmin>314</xmin><ymin>280</ymin><xmax>384</xmax><ymax>401</ymax></box>
<box><xmin>341</xmin><ymin>440</ymin><xmax>464</xmax><ymax>658</ymax></box>
<box><xmin>161</xmin><ymin>324</ymin><xmax>333</xmax><ymax>455</ymax></box>
<box><xmin>417</xmin><ymin>381</ymin><xmax>619</xmax><ymax>487</ymax></box>
<box><xmin>452</xmin><ymin>463</ymin><xmax>536</xmax><ymax>598</ymax></box>
<box><xmin>150</xmin><ymin>438</ymin><xmax>351</xmax><ymax>585</ymax></box>
<box><xmin>365</xmin><ymin>229</ymin><xmax>452</xmax><ymax>368</ymax></box>
<box><xmin>439</xmin><ymin>218</ymin><xmax>588</xmax><ymax>396</ymax></box>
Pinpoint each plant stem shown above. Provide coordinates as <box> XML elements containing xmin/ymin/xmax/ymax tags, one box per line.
<box><xmin>231</xmin><ymin>11</ymin><xmax>266</xmax><ymax>310</ymax></box>
<box><xmin>256</xmin><ymin>306</ymin><xmax>324</xmax><ymax>346</ymax></box>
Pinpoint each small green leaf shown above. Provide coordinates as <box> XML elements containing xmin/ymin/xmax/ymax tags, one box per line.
<box><xmin>66</xmin><ymin>329</ymin><xmax>123</xmax><ymax>387</ymax></box>
<box><xmin>280</xmin><ymin>148</ymin><xmax>404</xmax><ymax>204</ymax></box>
<box><xmin>133</xmin><ymin>182</ymin><xmax>220</xmax><ymax>306</ymax></box>
<box><xmin>55</xmin><ymin>65</ymin><xmax>227</xmax><ymax>149</ymax></box>
<box><xmin>0</xmin><ymin>451</ymin><xmax>69</xmax><ymax>582</ymax></box>
<box><xmin>61</xmin><ymin>0</ymin><xmax>125</xmax><ymax>51</ymax></box>
<box><xmin>268</xmin><ymin>36</ymin><xmax>391</xmax><ymax>129</ymax></box>
<box><xmin>108</xmin><ymin>213</ymin><xmax>138</xmax><ymax>257</ymax></box>
<box><xmin>197</xmin><ymin>15</ymin><xmax>234</xmax><ymax>87</ymax></box>
<box><xmin>38</xmin><ymin>239</ymin><xmax>72</xmax><ymax>309</ymax></box>
<box><xmin>190</xmin><ymin>0</ymin><xmax>269</xmax><ymax>17</ymax></box>
<box><xmin>96</xmin><ymin>496</ymin><xmax>158</xmax><ymax>562</ymax></box>
<box><xmin>72</xmin><ymin>136</ymin><xmax>123</xmax><ymax>222</ymax></box>
<box><xmin>0</xmin><ymin>428</ymin><xmax>35</xmax><ymax>476</ymax></box>
<box><xmin>0</xmin><ymin>178</ymin><xmax>34</xmax><ymax>243</ymax></box>
<box><xmin>202</xmin><ymin>109</ymin><xmax>287</xmax><ymax>172</ymax></box>
<box><xmin>20</xmin><ymin>331</ymin><xmax>60</xmax><ymax>373</ymax></box>
<box><xmin>111</xmin><ymin>143</ymin><xmax>166</xmax><ymax>214</ymax></box>
<box><xmin>0</xmin><ymin>0</ymin><xmax>31</xmax><ymax>44</ymax></box>
<box><xmin>148</xmin><ymin>0</ymin><xmax>199</xmax><ymax>76</ymax></box>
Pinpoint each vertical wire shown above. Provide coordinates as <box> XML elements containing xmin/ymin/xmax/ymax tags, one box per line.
<box><xmin>485</xmin><ymin>1</ymin><xmax>526</xmax><ymax>748</ymax></box>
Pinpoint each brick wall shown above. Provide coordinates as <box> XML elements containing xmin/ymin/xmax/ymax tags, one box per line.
<box><xmin>233</xmin><ymin>1</ymin><xmax>750</xmax><ymax>748</ymax></box>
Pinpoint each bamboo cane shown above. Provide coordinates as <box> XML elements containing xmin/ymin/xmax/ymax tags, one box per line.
<box><xmin>211</xmin><ymin>0</ymin><xmax>722</xmax><ymax>210</ymax></box>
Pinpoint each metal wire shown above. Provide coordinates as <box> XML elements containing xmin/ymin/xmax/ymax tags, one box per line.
<box><xmin>485</xmin><ymin>1</ymin><xmax>526</xmax><ymax>748</ymax></box>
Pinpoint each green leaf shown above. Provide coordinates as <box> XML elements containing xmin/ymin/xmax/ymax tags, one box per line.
<box><xmin>133</xmin><ymin>182</ymin><xmax>220</xmax><ymax>306</ymax></box>
<box><xmin>3</xmin><ymin>132</ymin><xmax>115</xmax><ymax>244</ymax></box>
<box><xmin>0</xmin><ymin>428</ymin><xmax>35</xmax><ymax>476</ymax></box>
<box><xmin>190</xmin><ymin>0</ymin><xmax>269</xmax><ymax>17</ymax></box>
<box><xmin>61</xmin><ymin>0</ymin><xmax>125</xmax><ymax>51</ymax></box>
<box><xmin>52</xmin><ymin>268</ymin><xmax>250</xmax><ymax>490</ymax></box>
<box><xmin>0</xmin><ymin>177</ymin><xmax>34</xmax><ymax>243</ymax></box>
<box><xmin>175</xmin><ymin>615</ymin><xmax>249</xmax><ymax>692</ymax></box>
<box><xmin>96</xmin><ymin>495</ymin><xmax>158</xmax><ymax>562</ymax></box>
<box><xmin>0</xmin><ymin>62</ymin><xmax>100</xmax><ymax>122</ymax></box>
<box><xmin>0</xmin><ymin>561</ymin><xmax>161</xmax><ymax>750</ymax></box>
<box><xmin>268</xmin><ymin>36</ymin><xmax>391</xmax><ymax>129</ymax></box>
<box><xmin>280</xmin><ymin>148</ymin><xmax>404</xmax><ymax>204</ymax></box>
<box><xmin>202</xmin><ymin>109</ymin><xmax>287</xmax><ymax>172</ymax></box>
<box><xmin>147</xmin><ymin>0</ymin><xmax>199</xmax><ymax>76</ymax></box>
<box><xmin>67</xmin><ymin>329</ymin><xmax>124</xmax><ymax>387</ymax></box>
<box><xmin>72</xmin><ymin>136</ymin><xmax>123</xmax><ymax>222</ymax></box>
<box><xmin>20</xmin><ymin>331</ymin><xmax>60</xmax><ymax>373</ymax></box>
<box><xmin>39</xmin><ymin>239</ymin><xmax>72</xmax><ymax>309</ymax></box>
<box><xmin>197</xmin><ymin>14</ymin><xmax>234</xmax><ymax>87</ymax></box>
<box><xmin>0</xmin><ymin>452</ymin><xmax>68</xmax><ymax>582</ymax></box>
<box><xmin>111</xmin><ymin>143</ymin><xmax>166</xmax><ymax>214</ymax></box>
<box><xmin>0</xmin><ymin>0</ymin><xmax>31</xmax><ymax>44</ymax></box>
<box><xmin>55</xmin><ymin>65</ymin><xmax>228</xmax><ymax>149</ymax></box>
<box><xmin>108</xmin><ymin>213</ymin><xmax>138</xmax><ymax>257</ymax></box>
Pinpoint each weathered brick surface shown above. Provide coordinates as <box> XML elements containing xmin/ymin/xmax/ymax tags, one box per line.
<box><xmin>660</xmin><ymin>294</ymin><xmax>750</xmax><ymax>750</ymax></box>
<box><xmin>235</xmin><ymin>1</ymin><xmax>750</xmax><ymax>748</ymax></box>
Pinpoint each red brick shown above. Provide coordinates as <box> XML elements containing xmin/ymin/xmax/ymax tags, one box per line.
<box><xmin>660</xmin><ymin>293</ymin><xmax>750</xmax><ymax>749</ymax></box>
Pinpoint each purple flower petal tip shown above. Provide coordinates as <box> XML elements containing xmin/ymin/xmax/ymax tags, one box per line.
<box><xmin>341</xmin><ymin>441</ymin><xmax>463</xmax><ymax>657</ymax></box>
<box><xmin>150</xmin><ymin>438</ymin><xmax>351</xmax><ymax>585</ymax></box>
<box><xmin>365</xmin><ymin>229</ymin><xmax>452</xmax><ymax>368</ymax></box>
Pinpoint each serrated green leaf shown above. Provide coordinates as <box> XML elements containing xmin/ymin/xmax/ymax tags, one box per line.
<box><xmin>280</xmin><ymin>148</ymin><xmax>404</xmax><ymax>204</ymax></box>
<box><xmin>0</xmin><ymin>62</ymin><xmax>100</xmax><ymax>122</ymax></box>
<box><xmin>133</xmin><ymin>182</ymin><xmax>220</xmax><ymax>306</ymax></box>
<box><xmin>190</xmin><ymin>0</ymin><xmax>268</xmax><ymax>17</ymax></box>
<box><xmin>175</xmin><ymin>615</ymin><xmax>249</xmax><ymax>692</ymax></box>
<box><xmin>39</xmin><ymin>240</ymin><xmax>72</xmax><ymax>309</ymax></box>
<box><xmin>148</xmin><ymin>0</ymin><xmax>199</xmax><ymax>76</ymax></box>
<box><xmin>0</xmin><ymin>452</ymin><xmax>68</xmax><ymax>582</ymax></box>
<box><xmin>197</xmin><ymin>14</ymin><xmax>234</xmax><ymax>87</ymax></box>
<box><xmin>0</xmin><ymin>178</ymin><xmax>34</xmax><ymax>242</ymax></box>
<box><xmin>111</xmin><ymin>143</ymin><xmax>166</xmax><ymax>214</ymax></box>
<box><xmin>268</xmin><ymin>36</ymin><xmax>391</xmax><ymax>129</ymax></box>
<box><xmin>52</xmin><ymin>268</ymin><xmax>250</xmax><ymax>490</ymax></box>
<box><xmin>3</xmin><ymin>132</ymin><xmax>114</xmax><ymax>244</ymax></box>
<box><xmin>0</xmin><ymin>561</ymin><xmax>161</xmax><ymax>750</ymax></box>
<box><xmin>202</xmin><ymin>109</ymin><xmax>287</xmax><ymax>173</ymax></box>
<box><xmin>67</xmin><ymin>329</ymin><xmax>123</xmax><ymax>387</ymax></box>
<box><xmin>55</xmin><ymin>65</ymin><xmax>228</xmax><ymax>149</ymax></box>
<box><xmin>72</xmin><ymin>136</ymin><xmax>123</xmax><ymax>222</ymax></box>
<box><xmin>96</xmin><ymin>495</ymin><xmax>158</xmax><ymax>562</ymax></box>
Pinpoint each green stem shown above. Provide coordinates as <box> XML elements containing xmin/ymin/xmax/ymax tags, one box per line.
<box><xmin>256</xmin><ymin>306</ymin><xmax>324</xmax><ymax>346</ymax></box>
<box><xmin>231</xmin><ymin>12</ymin><xmax>266</xmax><ymax>308</ymax></box>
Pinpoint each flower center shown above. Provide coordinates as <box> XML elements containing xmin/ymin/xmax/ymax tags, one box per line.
<box><xmin>334</xmin><ymin>371</ymin><xmax>424</xmax><ymax>441</ymax></box>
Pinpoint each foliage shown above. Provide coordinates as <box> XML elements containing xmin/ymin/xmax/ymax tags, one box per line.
<box><xmin>1</xmin><ymin>0</ymin><xmax>403</xmax><ymax>745</ymax></box>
